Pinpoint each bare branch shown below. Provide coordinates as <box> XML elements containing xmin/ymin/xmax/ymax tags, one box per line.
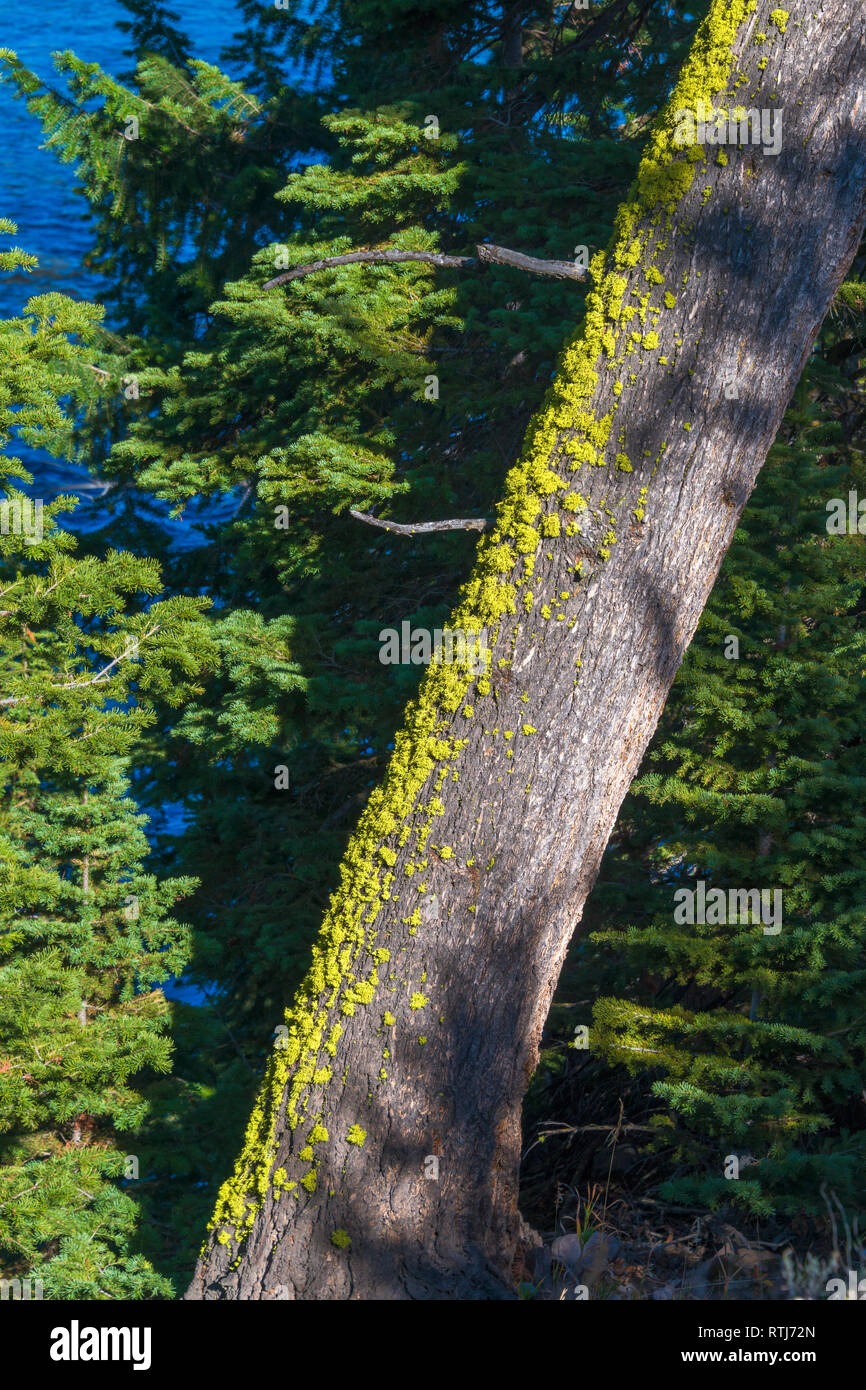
<box><xmin>350</xmin><ymin>509</ymin><xmax>492</xmax><ymax>536</ymax></box>
<box><xmin>262</xmin><ymin>243</ymin><xmax>587</xmax><ymax>291</ymax></box>
<box><xmin>475</xmin><ymin>242</ymin><xmax>584</xmax><ymax>279</ymax></box>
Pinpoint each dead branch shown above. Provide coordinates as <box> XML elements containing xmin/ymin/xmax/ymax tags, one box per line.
<box><xmin>263</xmin><ymin>242</ymin><xmax>587</xmax><ymax>290</ymax></box>
<box><xmin>349</xmin><ymin>509</ymin><xmax>492</xmax><ymax>536</ymax></box>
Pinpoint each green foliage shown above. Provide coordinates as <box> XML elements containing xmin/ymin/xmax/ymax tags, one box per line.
<box><xmin>54</xmin><ymin>0</ymin><xmax>708</xmax><ymax>1050</ymax></box>
<box><xmin>0</xmin><ymin>0</ymin><xmax>713</xmax><ymax>1280</ymax></box>
<box><xmin>0</xmin><ymin>227</ymin><xmax>213</xmax><ymax>1296</ymax></box>
<box><xmin>8</xmin><ymin>0</ymin><xmax>866</xmax><ymax>1282</ymax></box>
<box><xmin>115</xmin><ymin>0</ymin><xmax>194</xmax><ymax>78</ymax></box>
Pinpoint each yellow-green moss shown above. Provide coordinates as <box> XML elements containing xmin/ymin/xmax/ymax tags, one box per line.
<box><xmin>346</xmin><ymin>1124</ymin><xmax>366</xmax><ymax>1147</ymax></box>
<box><xmin>331</xmin><ymin>1228</ymin><xmax>351</xmax><ymax>1249</ymax></box>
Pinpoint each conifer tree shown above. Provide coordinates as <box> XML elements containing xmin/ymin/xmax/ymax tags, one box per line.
<box><xmin>116</xmin><ymin>0</ymin><xmax>193</xmax><ymax>78</ymax></box>
<box><xmin>10</xmin><ymin>0</ymin><xmax>866</xmax><ymax>1289</ymax></box>
<box><xmin>583</xmin><ymin>340</ymin><xmax>866</xmax><ymax>1217</ymax></box>
<box><xmin>0</xmin><ymin>224</ymin><xmax>213</xmax><ymax>1297</ymax></box>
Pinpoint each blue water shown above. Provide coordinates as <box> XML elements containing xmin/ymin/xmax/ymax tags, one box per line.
<box><xmin>1</xmin><ymin>0</ymin><xmax>244</xmax><ymax>310</ymax></box>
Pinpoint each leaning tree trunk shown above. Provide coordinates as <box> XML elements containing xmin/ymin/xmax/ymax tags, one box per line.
<box><xmin>188</xmin><ymin>0</ymin><xmax>866</xmax><ymax>1300</ymax></box>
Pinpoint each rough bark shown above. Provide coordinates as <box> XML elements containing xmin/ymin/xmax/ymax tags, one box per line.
<box><xmin>188</xmin><ymin>0</ymin><xmax>866</xmax><ymax>1301</ymax></box>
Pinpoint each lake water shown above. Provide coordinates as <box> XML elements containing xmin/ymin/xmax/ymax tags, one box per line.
<box><xmin>0</xmin><ymin>0</ymin><xmax>251</xmax><ymax>542</ymax></box>
<box><xmin>1</xmin><ymin>0</ymin><xmax>244</xmax><ymax>308</ymax></box>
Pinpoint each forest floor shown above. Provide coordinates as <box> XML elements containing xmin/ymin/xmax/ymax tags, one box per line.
<box><xmin>521</xmin><ymin>1180</ymin><xmax>860</xmax><ymax>1301</ymax></box>
<box><xmin>519</xmin><ymin>1048</ymin><xmax>862</xmax><ymax>1301</ymax></box>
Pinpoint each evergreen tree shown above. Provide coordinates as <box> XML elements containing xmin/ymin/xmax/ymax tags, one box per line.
<box><xmin>0</xmin><ymin>765</ymin><xmax>192</xmax><ymax>1298</ymax></box>
<box><xmin>116</xmin><ymin>0</ymin><xmax>194</xmax><ymax>79</ymax></box>
<box><xmin>556</xmin><ymin>329</ymin><xmax>866</xmax><ymax>1219</ymax></box>
<box><xmin>0</xmin><ymin>224</ymin><xmax>213</xmax><ymax>1296</ymax></box>
<box><xmin>177</xmin><ymin>2</ymin><xmax>866</xmax><ymax>1297</ymax></box>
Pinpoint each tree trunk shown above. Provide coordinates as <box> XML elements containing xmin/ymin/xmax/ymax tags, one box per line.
<box><xmin>187</xmin><ymin>0</ymin><xmax>866</xmax><ymax>1300</ymax></box>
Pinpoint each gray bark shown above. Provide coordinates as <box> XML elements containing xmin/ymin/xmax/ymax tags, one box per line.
<box><xmin>188</xmin><ymin>0</ymin><xmax>866</xmax><ymax>1300</ymax></box>
<box><xmin>262</xmin><ymin>242</ymin><xmax>587</xmax><ymax>289</ymax></box>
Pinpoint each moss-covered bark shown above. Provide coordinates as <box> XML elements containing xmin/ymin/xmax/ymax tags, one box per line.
<box><xmin>187</xmin><ymin>0</ymin><xmax>866</xmax><ymax>1299</ymax></box>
